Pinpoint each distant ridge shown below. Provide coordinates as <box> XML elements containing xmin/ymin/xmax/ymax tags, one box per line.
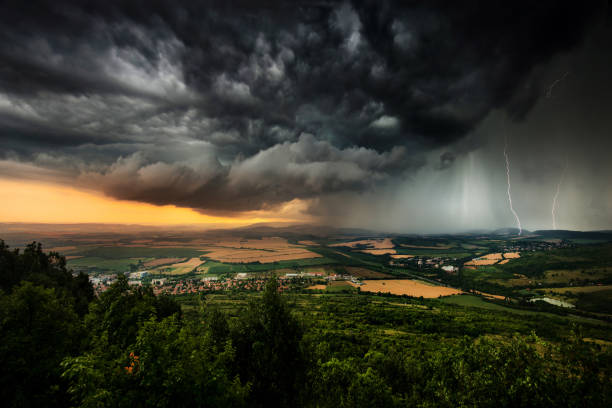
<box><xmin>491</xmin><ymin>227</ymin><xmax>528</xmax><ymax>236</ymax></box>
<box><xmin>2</xmin><ymin>222</ymin><xmax>611</xmax><ymax>241</ymax></box>
<box><xmin>532</xmin><ymin>229</ymin><xmax>612</xmax><ymax>240</ymax></box>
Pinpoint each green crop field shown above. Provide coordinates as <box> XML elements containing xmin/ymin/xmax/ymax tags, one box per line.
<box><xmin>67</xmin><ymin>256</ymin><xmax>154</xmax><ymax>272</ymax></box>
<box><xmin>326</xmin><ymin>281</ymin><xmax>357</xmax><ymax>293</ymax></box>
<box><xmin>74</xmin><ymin>246</ymin><xmax>207</xmax><ymax>259</ymax></box>
<box><xmin>200</xmin><ymin>257</ymin><xmax>339</xmax><ymax>276</ymax></box>
<box><xmin>439</xmin><ymin>295</ymin><xmax>537</xmax><ymax>314</ymax></box>
<box><xmin>394</xmin><ymin>248</ymin><xmax>473</xmax><ymax>258</ymax></box>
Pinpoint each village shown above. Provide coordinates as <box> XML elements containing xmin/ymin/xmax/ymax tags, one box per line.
<box><xmin>87</xmin><ymin>270</ymin><xmax>367</xmax><ymax>296</ymax></box>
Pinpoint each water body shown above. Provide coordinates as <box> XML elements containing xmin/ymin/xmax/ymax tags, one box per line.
<box><xmin>528</xmin><ymin>297</ymin><xmax>575</xmax><ymax>308</ymax></box>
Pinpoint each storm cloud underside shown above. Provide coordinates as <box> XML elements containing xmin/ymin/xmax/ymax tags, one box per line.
<box><xmin>0</xmin><ymin>0</ymin><xmax>610</xmax><ymax>230</ymax></box>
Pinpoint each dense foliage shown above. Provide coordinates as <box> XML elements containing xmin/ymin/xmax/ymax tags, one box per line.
<box><xmin>499</xmin><ymin>244</ymin><xmax>612</xmax><ymax>278</ymax></box>
<box><xmin>1</xmin><ymin>241</ymin><xmax>611</xmax><ymax>407</ymax></box>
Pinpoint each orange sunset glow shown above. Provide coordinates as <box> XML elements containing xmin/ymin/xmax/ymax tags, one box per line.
<box><xmin>0</xmin><ymin>178</ymin><xmax>299</xmax><ymax>226</ymax></box>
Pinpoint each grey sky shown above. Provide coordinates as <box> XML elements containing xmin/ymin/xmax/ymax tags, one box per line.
<box><xmin>0</xmin><ymin>1</ymin><xmax>610</xmax><ymax>231</ymax></box>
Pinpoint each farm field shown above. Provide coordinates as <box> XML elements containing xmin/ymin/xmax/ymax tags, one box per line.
<box><xmin>67</xmin><ymin>256</ymin><xmax>153</xmax><ymax>273</ymax></box>
<box><xmin>74</xmin><ymin>246</ymin><xmax>206</xmax><ymax>259</ymax></box>
<box><xmin>394</xmin><ymin>248</ymin><xmax>472</xmax><ymax>258</ymax></box>
<box><xmin>344</xmin><ymin>266</ymin><xmax>391</xmax><ymax>278</ymax></box>
<box><xmin>202</xmin><ymin>246</ymin><xmax>320</xmax><ymax>263</ymax></box>
<box><xmin>358</xmin><ymin>248</ymin><xmax>396</xmax><ymax>255</ymax></box>
<box><xmin>306</xmin><ymin>284</ymin><xmax>327</xmax><ymax>290</ymax></box>
<box><xmin>326</xmin><ymin>280</ymin><xmax>357</xmax><ymax>293</ymax></box>
<box><xmin>330</xmin><ymin>237</ymin><xmax>394</xmax><ymax>249</ymax></box>
<box><xmin>143</xmin><ymin>257</ymin><xmax>186</xmax><ymax>268</ymax></box>
<box><xmin>464</xmin><ymin>253</ymin><xmax>504</xmax><ymax>266</ymax></box>
<box><xmin>155</xmin><ymin>258</ymin><xmax>206</xmax><ymax>275</ymax></box>
<box><xmin>440</xmin><ymin>295</ymin><xmax>525</xmax><ymax>311</ymax></box>
<box><xmin>400</xmin><ymin>244</ymin><xmax>454</xmax><ymax>249</ymax></box>
<box><xmin>358</xmin><ymin>279</ymin><xmax>463</xmax><ymax>297</ymax></box>
<box><xmin>547</xmin><ymin>285</ymin><xmax>612</xmax><ymax>294</ymax></box>
<box><xmin>200</xmin><ymin>237</ymin><xmax>322</xmax><ymax>263</ymax></box>
<box><xmin>4</xmin><ymin>225</ymin><xmax>612</xmax><ymax>318</ymax></box>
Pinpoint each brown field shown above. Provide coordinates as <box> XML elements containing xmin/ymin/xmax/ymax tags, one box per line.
<box><xmin>306</xmin><ymin>284</ymin><xmax>327</xmax><ymax>290</ymax></box>
<box><xmin>360</xmin><ymin>248</ymin><xmax>397</xmax><ymax>255</ymax></box>
<box><xmin>391</xmin><ymin>254</ymin><xmax>414</xmax><ymax>259</ymax></box>
<box><xmin>473</xmin><ymin>290</ymin><xmax>506</xmax><ymax>300</ymax></box>
<box><xmin>144</xmin><ymin>257</ymin><xmax>186</xmax><ymax>268</ymax></box>
<box><xmin>547</xmin><ymin>285</ymin><xmax>612</xmax><ymax>294</ymax></box>
<box><xmin>73</xmin><ymin>238</ymin><xmax>116</xmax><ymax>242</ymax></box>
<box><xmin>65</xmin><ymin>255</ymin><xmax>83</xmax><ymax>260</ymax></box>
<box><xmin>464</xmin><ymin>253</ymin><xmax>503</xmax><ymax>266</ymax></box>
<box><xmin>481</xmin><ymin>253</ymin><xmax>503</xmax><ymax>260</ymax></box>
<box><xmin>48</xmin><ymin>246</ymin><xmax>77</xmax><ymax>252</ymax></box>
<box><xmin>330</xmin><ymin>237</ymin><xmax>394</xmax><ymax>249</ymax></box>
<box><xmin>503</xmin><ymin>252</ymin><xmax>521</xmax><ymax>259</ymax></box>
<box><xmin>359</xmin><ymin>279</ymin><xmax>463</xmax><ymax>297</ymax></box>
<box><xmin>492</xmin><ymin>268</ymin><xmax>612</xmax><ymax>288</ymax></box>
<box><xmin>298</xmin><ymin>240</ymin><xmax>319</xmax><ymax>246</ymax></box>
<box><xmin>464</xmin><ymin>259</ymin><xmax>498</xmax><ymax>266</ymax></box>
<box><xmin>202</xmin><ymin>248</ymin><xmax>321</xmax><ymax>263</ymax></box>
<box><xmin>200</xmin><ymin>237</ymin><xmax>321</xmax><ymax>263</ymax></box>
<box><xmin>490</xmin><ymin>276</ymin><xmax>530</xmax><ymax>287</ymax></box>
<box><xmin>196</xmin><ymin>264</ymin><xmax>210</xmax><ymax>274</ymax></box>
<box><xmin>345</xmin><ymin>266</ymin><xmax>391</xmax><ymax>278</ymax></box>
<box><xmin>210</xmin><ymin>237</ymin><xmax>296</xmax><ymax>250</ymax></box>
<box><xmin>498</xmin><ymin>259</ymin><xmax>510</xmax><ymax>264</ymax></box>
<box><xmin>400</xmin><ymin>244</ymin><xmax>453</xmax><ymax>249</ymax></box>
<box><xmin>161</xmin><ymin>258</ymin><xmax>206</xmax><ymax>275</ymax></box>
<box><xmin>302</xmin><ymin>266</ymin><xmax>328</xmax><ymax>275</ymax></box>
<box><xmin>542</xmin><ymin>268</ymin><xmax>612</xmax><ymax>284</ymax></box>
<box><xmin>329</xmin><ymin>280</ymin><xmax>355</xmax><ymax>287</ymax></box>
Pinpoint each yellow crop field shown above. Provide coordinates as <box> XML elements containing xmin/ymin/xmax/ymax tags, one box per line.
<box><xmin>360</xmin><ymin>248</ymin><xmax>396</xmax><ymax>255</ymax></box>
<box><xmin>330</xmin><ymin>237</ymin><xmax>394</xmax><ymax>249</ymax></box>
<box><xmin>359</xmin><ymin>279</ymin><xmax>463</xmax><ymax>297</ymax></box>
<box><xmin>144</xmin><ymin>257</ymin><xmax>186</xmax><ymax>268</ymax></box>
<box><xmin>162</xmin><ymin>257</ymin><xmax>205</xmax><ymax>275</ymax></box>
<box><xmin>298</xmin><ymin>240</ymin><xmax>319</xmax><ymax>246</ymax></box>
<box><xmin>464</xmin><ymin>253</ymin><xmax>503</xmax><ymax>266</ymax></box>
<box><xmin>199</xmin><ymin>237</ymin><xmax>321</xmax><ymax>263</ymax></box>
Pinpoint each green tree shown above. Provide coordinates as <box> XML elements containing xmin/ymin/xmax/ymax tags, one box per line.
<box><xmin>231</xmin><ymin>277</ymin><xmax>308</xmax><ymax>407</ymax></box>
<box><xmin>0</xmin><ymin>282</ymin><xmax>82</xmax><ymax>407</ymax></box>
<box><xmin>0</xmin><ymin>241</ymin><xmax>94</xmax><ymax>316</ymax></box>
<box><xmin>85</xmin><ymin>274</ymin><xmax>181</xmax><ymax>350</ymax></box>
<box><xmin>63</xmin><ymin>316</ymin><xmax>248</xmax><ymax>407</ymax></box>
<box><xmin>314</xmin><ymin>357</ymin><xmax>395</xmax><ymax>408</ymax></box>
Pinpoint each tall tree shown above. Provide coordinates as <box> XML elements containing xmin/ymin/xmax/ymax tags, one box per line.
<box><xmin>231</xmin><ymin>277</ymin><xmax>308</xmax><ymax>408</ymax></box>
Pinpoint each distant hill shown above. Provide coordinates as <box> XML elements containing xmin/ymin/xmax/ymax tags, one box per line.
<box><xmin>491</xmin><ymin>228</ymin><xmax>528</xmax><ymax>236</ymax></box>
<box><xmin>531</xmin><ymin>229</ymin><xmax>612</xmax><ymax>241</ymax></box>
<box><xmin>2</xmin><ymin>222</ymin><xmax>612</xmax><ymax>242</ymax></box>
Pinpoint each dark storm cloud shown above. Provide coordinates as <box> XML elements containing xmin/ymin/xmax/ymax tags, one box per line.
<box><xmin>438</xmin><ymin>152</ymin><xmax>455</xmax><ymax>170</ymax></box>
<box><xmin>0</xmin><ymin>0</ymin><xmax>603</xmax><ymax>213</ymax></box>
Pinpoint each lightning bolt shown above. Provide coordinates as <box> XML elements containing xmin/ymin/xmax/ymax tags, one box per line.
<box><xmin>546</xmin><ymin>71</ymin><xmax>570</xmax><ymax>229</ymax></box>
<box><xmin>552</xmin><ymin>158</ymin><xmax>568</xmax><ymax>230</ymax></box>
<box><xmin>546</xmin><ymin>71</ymin><xmax>569</xmax><ymax>98</ymax></box>
<box><xmin>504</xmin><ymin>133</ymin><xmax>522</xmax><ymax>235</ymax></box>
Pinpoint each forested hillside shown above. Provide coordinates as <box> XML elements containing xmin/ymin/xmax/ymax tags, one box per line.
<box><xmin>1</xmin><ymin>241</ymin><xmax>611</xmax><ymax>407</ymax></box>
